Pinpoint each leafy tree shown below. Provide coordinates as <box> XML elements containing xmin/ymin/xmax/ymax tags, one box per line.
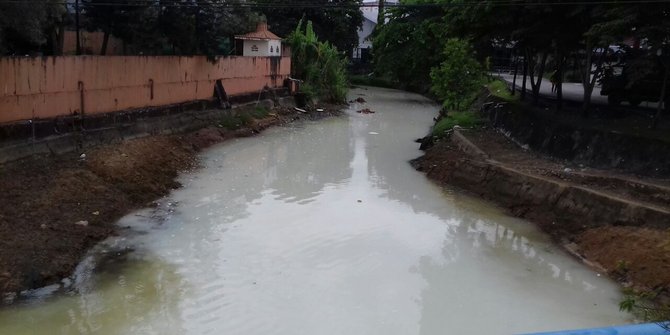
<box><xmin>594</xmin><ymin>3</ymin><xmax>670</xmax><ymax>126</ymax></box>
<box><xmin>287</xmin><ymin>20</ymin><xmax>348</xmax><ymax>102</ymax></box>
<box><xmin>256</xmin><ymin>0</ymin><xmax>363</xmax><ymax>57</ymax></box>
<box><xmin>81</xmin><ymin>0</ymin><xmax>151</xmax><ymax>55</ymax></box>
<box><xmin>430</xmin><ymin>38</ymin><xmax>484</xmax><ymax>110</ymax></box>
<box><xmin>0</xmin><ymin>0</ymin><xmax>66</xmax><ymax>55</ymax></box>
<box><xmin>373</xmin><ymin>1</ymin><xmax>448</xmax><ymax>92</ymax></box>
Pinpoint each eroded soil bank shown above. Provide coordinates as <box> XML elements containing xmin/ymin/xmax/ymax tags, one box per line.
<box><xmin>0</xmin><ymin>104</ymin><xmax>341</xmax><ymax>300</ymax></box>
<box><xmin>413</xmin><ymin>127</ymin><xmax>670</xmax><ymax>302</ymax></box>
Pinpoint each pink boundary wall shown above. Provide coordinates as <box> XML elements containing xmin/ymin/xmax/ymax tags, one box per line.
<box><xmin>0</xmin><ymin>55</ymin><xmax>290</xmax><ymax>124</ymax></box>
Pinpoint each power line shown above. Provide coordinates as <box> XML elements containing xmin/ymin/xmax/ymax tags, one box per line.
<box><xmin>0</xmin><ymin>0</ymin><xmax>669</xmax><ymax>8</ymax></box>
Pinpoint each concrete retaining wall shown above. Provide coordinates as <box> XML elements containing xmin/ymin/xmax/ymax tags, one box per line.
<box><xmin>0</xmin><ymin>55</ymin><xmax>290</xmax><ymax>124</ymax></box>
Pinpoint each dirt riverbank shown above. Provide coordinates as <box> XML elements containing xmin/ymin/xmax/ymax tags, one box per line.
<box><xmin>0</xmin><ymin>104</ymin><xmax>342</xmax><ymax>301</ymax></box>
<box><xmin>413</xmin><ymin>127</ymin><xmax>670</xmax><ymax>302</ymax></box>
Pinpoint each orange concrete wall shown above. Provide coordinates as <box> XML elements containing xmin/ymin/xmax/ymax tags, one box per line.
<box><xmin>0</xmin><ymin>55</ymin><xmax>290</xmax><ymax>124</ymax></box>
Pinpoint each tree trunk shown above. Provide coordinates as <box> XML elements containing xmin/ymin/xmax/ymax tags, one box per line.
<box><xmin>56</xmin><ymin>22</ymin><xmax>65</xmax><ymax>55</ymax></box>
<box><xmin>100</xmin><ymin>30</ymin><xmax>110</xmax><ymax>55</ymax></box>
<box><xmin>377</xmin><ymin>0</ymin><xmax>385</xmax><ymax>29</ymax></box>
<box><xmin>556</xmin><ymin>66</ymin><xmax>564</xmax><ymax>111</ymax></box>
<box><xmin>528</xmin><ymin>50</ymin><xmax>548</xmax><ymax>105</ymax></box>
<box><xmin>556</xmin><ymin>54</ymin><xmax>566</xmax><ymax>111</ymax></box>
<box><xmin>511</xmin><ymin>55</ymin><xmax>518</xmax><ymax>96</ymax></box>
<box><xmin>580</xmin><ymin>38</ymin><xmax>608</xmax><ymax>117</ymax></box>
<box><xmin>521</xmin><ymin>57</ymin><xmax>528</xmax><ymax>101</ymax></box>
<box><xmin>75</xmin><ymin>0</ymin><xmax>81</xmax><ymax>55</ymax></box>
<box><xmin>651</xmin><ymin>65</ymin><xmax>668</xmax><ymax>129</ymax></box>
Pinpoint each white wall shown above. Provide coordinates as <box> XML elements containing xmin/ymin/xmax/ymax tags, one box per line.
<box><xmin>268</xmin><ymin>40</ymin><xmax>282</xmax><ymax>56</ymax></box>
<box><xmin>243</xmin><ymin>40</ymin><xmax>270</xmax><ymax>56</ymax></box>
<box><xmin>243</xmin><ymin>40</ymin><xmax>282</xmax><ymax>57</ymax></box>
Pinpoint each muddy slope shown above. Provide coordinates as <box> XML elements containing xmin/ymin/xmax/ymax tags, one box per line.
<box><xmin>412</xmin><ymin>129</ymin><xmax>670</xmax><ymax>301</ymax></box>
<box><xmin>0</xmin><ymin>106</ymin><xmax>340</xmax><ymax>300</ymax></box>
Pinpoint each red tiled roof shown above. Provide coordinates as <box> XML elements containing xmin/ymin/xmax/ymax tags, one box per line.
<box><xmin>235</xmin><ymin>22</ymin><xmax>282</xmax><ymax>41</ymax></box>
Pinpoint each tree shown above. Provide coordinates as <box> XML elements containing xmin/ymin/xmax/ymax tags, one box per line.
<box><xmin>595</xmin><ymin>3</ymin><xmax>670</xmax><ymax>126</ymax></box>
<box><xmin>430</xmin><ymin>38</ymin><xmax>484</xmax><ymax>110</ymax></box>
<box><xmin>256</xmin><ymin>0</ymin><xmax>363</xmax><ymax>57</ymax></box>
<box><xmin>81</xmin><ymin>0</ymin><xmax>151</xmax><ymax>55</ymax></box>
<box><xmin>373</xmin><ymin>1</ymin><xmax>448</xmax><ymax>92</ymax></box>
<box><xmin>287</xmin><ymin>20</ymin><xmax>349</xmax><ymax>102</ymax></box>
<box><xmin>0</xmin><ymin>0</ymin><xmax>66</xmax><ymax>55</ymax></box>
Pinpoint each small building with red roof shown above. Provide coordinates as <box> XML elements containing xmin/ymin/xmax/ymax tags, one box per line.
<box><xmin>235</xmin><ymin>22</ymin><xmax>283</xmax><ymax>57</ymax></box>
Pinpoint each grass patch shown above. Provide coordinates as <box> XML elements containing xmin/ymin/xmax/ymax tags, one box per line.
<box><xmin>250</xmin><ymin>106</ymin><xmax>270</xmax><ymax>119</ymax></box>
<box><xmin>432</xmin><ymin>111</ymin><xmax>483</xmax><ymax>137</ymax></box>
<box><xmin>487</xmin><ymin>79</ymin><xmax>518</xmax><ymax>102</ymax></box>
<box><xmin>219</xmin><ymin>107</ymin><xmax>269</xmax><ymax>130</ymax></box>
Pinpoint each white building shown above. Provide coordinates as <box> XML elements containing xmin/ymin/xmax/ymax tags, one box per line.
<box><xmin>235</xmin><ymin>22</ymin><xmax>282</xmax><ymax>57</ymax></box>
<box><xmin>353</xmin><ymin>0</ymin><xmax>399</xmax><ymax>61</ymax></box>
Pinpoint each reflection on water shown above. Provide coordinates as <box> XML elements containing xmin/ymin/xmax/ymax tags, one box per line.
<box><xmin>0</xmin><ymin>87</ymin><xmax>630</xmax><ymax>334</ymax></box>
<box><xmin>0</xmin><ymin>256</ymin><xmax>184</xmax><ymax>335</ymax></box>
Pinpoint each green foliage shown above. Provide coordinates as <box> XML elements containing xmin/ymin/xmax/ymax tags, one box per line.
<box><xmin>432</xmin><ymin>111</ymin><xmax>482</xmax><ymax>137</ymax></box>
<box><xmin>0</xmin><ymin>1</ymin><xmax>66</xmax><ymax>55</ymax></box>
<box><xmin>619</xmin><ymin>289</ymin><xmax>670</xmax><ymax>327</ymax></box>
<box><xmin>487</xmin><ymin>79</ymin><xmax>517</xmax><ymax>102</ymax></box>
<box><xmin>255</xmin><ymin>0</ymin><xmax>363</xmax><ymax>58</ymax></box>
<box><xmin>219</xmin><ymin>106</ymin><xmax>269</xmax><ymax>131</ymax></box>
<box><xmin>372</xmin><ymin>1</ymin><xmax>448</xmax><ymax>92</ymax></box>
<box><xmin>287</xmin><ymin>20</ymin><xmax>348</xmax><ymax>103</ymax></box>
<box><xmin>82</xmin><ymin>0</ymin><xmax>258</xmax><ymax>57</ymax></box>
<box><xmin>250</xmin><ymin>106</ymin><xmax>270</xmax><ymax>119</ymax></box>
<box><xmin>430</xmin><ymin>38</ymin><xmax>485</xmax><ymax>110</ymax></box>
<box><xmin>349</xmin><ymin>75</ymin><xmax>397</xmax><ymax>89</ymax></box>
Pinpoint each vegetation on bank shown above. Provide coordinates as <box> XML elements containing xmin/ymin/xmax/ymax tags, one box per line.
<box><xmin>373</xmin><ymin>0</ymin><xmax>669</xmax><ymax>127</ymax></box>
<box><xmin>374</xmin><ymin>1</ymin><xmax>670</xmax><ymax>319</ymax></box>
<box><xmin>287</xmin><ymin>20</ymin><xmax>349</xmax><ymax>103</ymax></box>
<box><xmin>219</xmin><ymin>106</ymin><xmax>270</xmax><ymax>130</ymax></box>
<box><xmin>0</xmin><ymin>1</ymin><xmax>363</xmax><ymax>59</ymax></box>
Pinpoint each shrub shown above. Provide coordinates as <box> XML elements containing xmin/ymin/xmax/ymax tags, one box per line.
<box><xmin>430</xmin><ymin>38</ymin><xmax>485</xmax><ymax>111</ymax></box>
<box><xmin>432</xmin><ymin>111</ymin><xmax>482</xmax><ymax>137</ymax></box>
<box><xmin>487</xmin><ymin>79</ymin><xmax>518</xmax><ymax>102</ymax></box>
<box><xmin>287</xmin><ymin>20</ymin><xmax>349</xmax><ymax>103</ymax></box>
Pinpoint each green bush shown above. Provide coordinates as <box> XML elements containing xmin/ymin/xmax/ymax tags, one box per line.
<box><xmin>219</xmin><ymin>107</ymin><xmax>268</xmax><ymax>130</ymax></box>
<box><xmin>432</xmin><ymin>111</ymin><xmax>482</xmax><ymax>137</ymax></box>
<box><xmin>430</xmin><ymin>38</ymin><xmax>485</xmax><ymax>111</ymax></box>
<box><xmin>487</xmin><ymin>79</ymin><xmax>518</xmax><ymax>102</ymax></box>
<box><xmin>287</xmin><ymin>20</ymin><xmax>349</xmax><ymax>103</ymax></box>
<box><xmin>250</xmin><ymin>106</ymin><xmax>270</xmax><ymax>119</ymax></box>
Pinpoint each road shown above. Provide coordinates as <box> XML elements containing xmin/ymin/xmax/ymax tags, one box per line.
<box><xmin>496</xmin><ymin>73</ymin><xmax>609</xmax><ymax>105</ymax></box>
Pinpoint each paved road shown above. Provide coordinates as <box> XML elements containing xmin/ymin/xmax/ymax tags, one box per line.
<box><xmin>496</xmin><ymin>73</ymin><xmax>664</xmax><ymax>110</ymax></box>
<box><xmin>495</xmin><ymin>73</ymin><xmax>609</xmax><ymax>105</ymax></box>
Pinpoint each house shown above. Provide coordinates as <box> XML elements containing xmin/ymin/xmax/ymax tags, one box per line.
<box><xmin>353</xmin><ymin>0</ymin><xmax>399</xmax><ymax>62</ymax></box>
<box><xmin>235</xmin><ymin>22</ymin><xmax>282</xmax><ymax>57</ymax></box>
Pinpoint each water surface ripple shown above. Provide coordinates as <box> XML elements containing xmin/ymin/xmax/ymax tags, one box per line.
<box><xmin>0</xmin><ymin>87</ymin><xmax>630</xmax><ymax>334</ymax></box>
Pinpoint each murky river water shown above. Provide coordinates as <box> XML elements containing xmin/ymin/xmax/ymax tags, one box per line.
<box><xmin>0</xmin><ymin>87</ymin><xmax>630</xmax><ymax>334</ymax></box>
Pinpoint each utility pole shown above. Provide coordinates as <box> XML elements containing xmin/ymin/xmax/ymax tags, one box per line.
<box><xmin>377</xmin><ymin>0</ymin><xmax>385</xmax><ymax>29</ymax></box>
<box><xmin>75</xmin><ymin>0</ymin><xmax>81</xmax><ymax>55</ymax></box>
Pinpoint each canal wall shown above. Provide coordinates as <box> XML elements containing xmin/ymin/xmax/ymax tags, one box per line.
<box><xmin>418</xmin><ymin>129</ymin><xmax>670</xmax><ymax>231</ymax></box>
<box><xmin>0</xmin><ymin>55</ymin><xmax>291</xmax><ymax>162</ymax></box>
<box><xmin>413</xmin><ymin>127</ymin><xmax>670</xmax><ymax>302</ymax></box>
<box><xmin>0</xmin><ymin>103</ymin><xmax>342</xmax><ymax>302</ymax></box>
<box><xmin>0</xmin><ymin>55</ymin><xmax>290</xmax><ymax>124</ymax></box>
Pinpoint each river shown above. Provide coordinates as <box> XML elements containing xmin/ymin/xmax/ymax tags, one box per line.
<box><xmin>0</xmin><ymin>87</ymin><xmax>630</xmax><ymax>334</ymax></box>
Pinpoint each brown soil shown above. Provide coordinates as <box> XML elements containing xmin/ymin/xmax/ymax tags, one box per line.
<box><xmin>413</xmin><ymin>127</ymin><xmax>670</xmax><ymax>301</ymax></box>
<box><xmin>0</xmin><ymin>104</ymin><xmax>341</xmax><ymax>301</ymax></box>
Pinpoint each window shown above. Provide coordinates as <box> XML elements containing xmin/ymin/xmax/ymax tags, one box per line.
<box><xmin>251</xmin><ymin>45</ymin><xmax>258</xmax><ymax>52</ymax></box>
